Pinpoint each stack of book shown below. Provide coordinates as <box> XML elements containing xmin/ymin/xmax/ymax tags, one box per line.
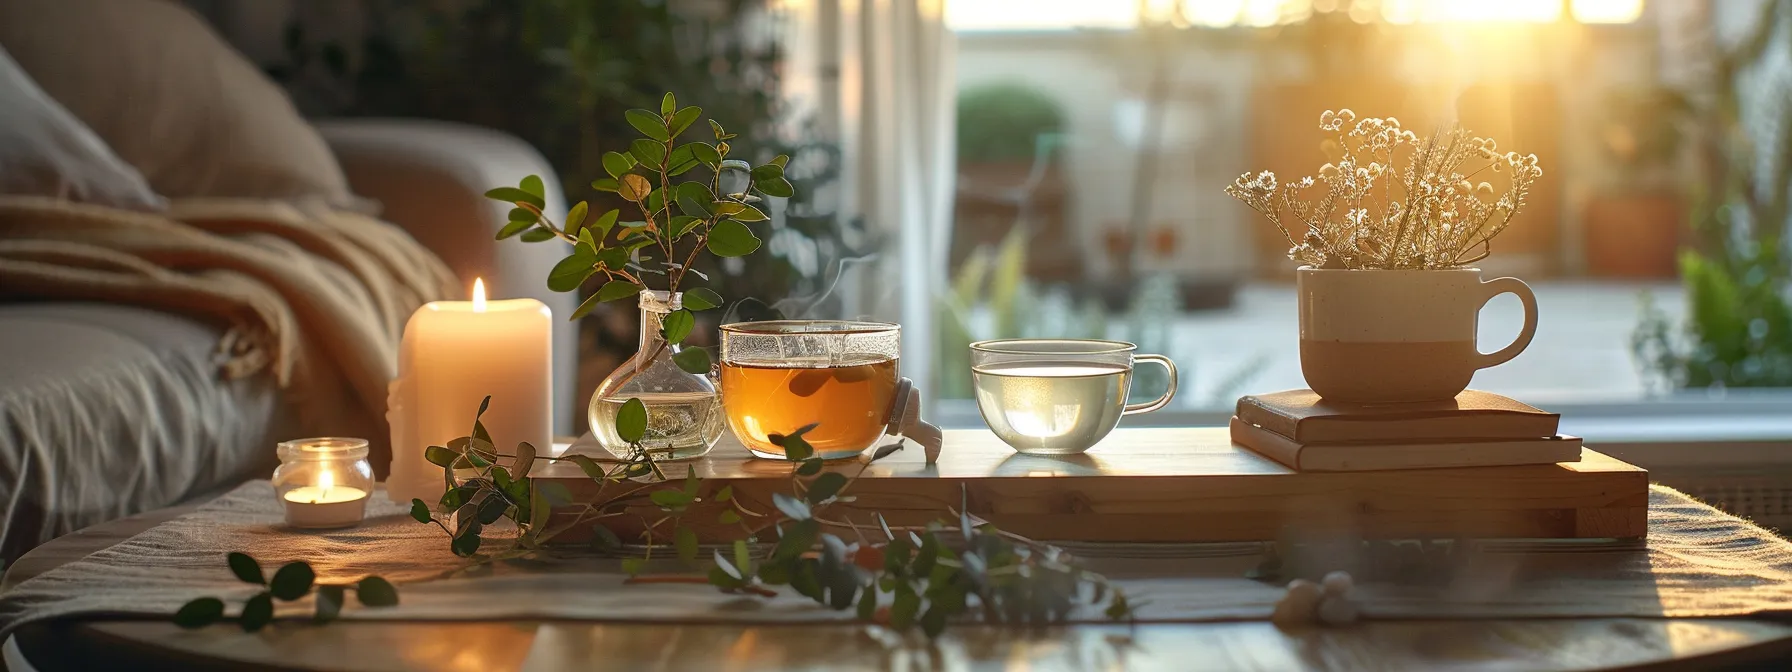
<box><xmin>1230</xmin><ymin>389</ymin><xmax>1581</xmax><ymax>471</ymax></box>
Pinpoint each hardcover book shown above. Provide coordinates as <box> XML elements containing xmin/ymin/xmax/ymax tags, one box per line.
<box><xmin>1230</xmin><ymin>417</ymin><xmax>1582</xmax><ymax>472</ymax></box>
<box><xmin>1235</xmin><ymin>389</ymin><xmax>1560</xmax><ymax>444</ymax></box>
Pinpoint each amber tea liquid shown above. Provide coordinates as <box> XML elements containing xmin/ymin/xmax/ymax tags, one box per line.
<box><xmin>721</xmin><ymin>356</ymin><xmax>898</xmax><ymax>459</ymax></box>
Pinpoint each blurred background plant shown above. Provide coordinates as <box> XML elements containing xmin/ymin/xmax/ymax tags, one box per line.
<box><xmin>1632</xmin><ymin>0</ymin><xmax>1792</xmax><ymax>389</ymax></box>
<box><xmin>263</xmin><ymin>0</ymin><xmax>877</xmax><ymax>429</ymax></box>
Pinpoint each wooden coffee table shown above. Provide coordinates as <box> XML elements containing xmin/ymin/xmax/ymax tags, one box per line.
<box><xmin>7</xmin><ymin>504</ymin><xmax>1792</xmax><ymax>671</ymax></box>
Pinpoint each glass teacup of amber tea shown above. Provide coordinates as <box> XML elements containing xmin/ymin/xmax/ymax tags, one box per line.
<box><xmin>719</xmin><ymin>321</ymin><xmax>901</xmax><ymax>460</ymax></box>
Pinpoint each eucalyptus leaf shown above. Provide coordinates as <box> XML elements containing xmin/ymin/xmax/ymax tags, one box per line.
<box><xmin>519</xmin><ymin>175</ymin><xmax>545</xmax><ymax>198</ymax></box>
<box><xmin>758</xmin><ymin>177</ymin><xmax>795</xmax><ymax>198</ymax></box>
<box><xmin>598</xmin><ymin>280</ymin><xmax>644</xmax><ymax>303</ymax></box>
<box><xmin>750</xmin><ymin>164</ymin><xmax>783</xmax><ymax>182</ymax></box>
<box><xmin>357</xmin><ymin>576</ymin><xmax>399</xmax><ymax>607</ymax></box>
<box><xmin>626</xmin><ymin>109</ymin><xmax>670</xmax><ymax>141</ymax></box>
<box><xmin>675</xmin><ymin>526</ymin><xmax>699</xmax><ymax>563</ymax></box>
<box><xmin>227</xmin><ymin>552</ymin><xmax>264</xmax><ymax>585</ymax></box>
<box><xmin>497</xmin><ymin>219</ymin><xmax>534</xmax><ymax>240</ymax></box>
<box><xmin>619</xmin><ymin>174</ymin><xmax>652</xmax><ymax>202</ymax></box>
<box><xmin>508</xmin><ymin>207</ymin><xmax>535</xmax><ymax>223</ymax></box>
<box><xmin>772</xmin><ymin>492</ymin><xmax>812</xmax><ymax>521</ymax></box>
<box><xmin>512</xmin><ymin>441</ymin><xmax>537</xmax><ymax>478</ymax></box>
<box><xmin>592</xmin><ymin>209</ymin><xmax>620</xmax><ymax>238</ymax></box>
<box><xmin>673</xmin><ymin>347</ymin><xmax>711</xmax><ymax>374</ymax></box>
<box><xmin>729</xmin><ymin>204</ymin><xmax>769</xmax><ymax>222</ymax></box>
<box><xmin>781</xmin><ymin>435</ymin><xmax>815</xmax><ymax>461</ymax></box>
<box><xmin>591</xmin><ymin>178</ymin><xmax>619</xmax><ymax>193</ymax></box>
<box><xmin>519</xmin><ymin>228</ymin><xmax>557</xmax><ymax>243</ymax></box>
<box><xmin>670</xmin><ymin>215</ymin><xmax>702</xmax><ymax>239</ymax></box>
<box><xmin>646</xmin><ymin>188</ymin><xmax>667</xmax><ymax>217</ymax></box>
<box><xmin>566</xmin><ymin>201</ymin><xmax>590</xmax><ymax>233</ymax></box>
<box><xmin>174</xmin><ymin>597</ymin><xmax>225</xmax><ymax>629</ymax></box>
<box><xmin>547</xmin><ymin>250</ymin><xmax>597</xmax><ymax>292</ymax></box>
<box><xmin>706</xmin><ymin>219</ymin><xmax>761</xmax><ymax>257</ymax></box>
<box><xmin>477</xmin><ymin>495</ymin><xmax>508</xmax><ymax>524</ymax></box>
<box><xmin>629</xmin><ymin>138</ymin><xmax>667</xmax><ymax>166</ymax></box>
<box><xmin>577</xmin><ymin>228</ymin><xmax>599</xmax><ymax>257</ymax></box>
<box><xmin>616</xmin><ymin>398</ymin><xmax>648</xmax><ymax>444</ymax></box>
<box><xmin>314</xmin><ymin>585</ymin><xmax>344</xmax><ymax>622</ymax></box>
<box><xmin>807</xmin><ymin>472</ymin><xmax>848</xmax><ymax>504</ymax></box>
<box><xmin>409</xmin><ymin>499</ymin><xmax>432</xmax><ymax>524</ymax></box>
<box><xmin>692</xmin><ymin>142</ymin><xmax>721</xmax><ymax>166</ymax></box>
<box><xmin>240</xmin><ymin>593</ymin><xmax>274</xmax><ymax>632</ymax></box>
<box><xmin>484</xmin><ymin>186</ymin><xmax>544</xmax><ymax>209</ymax></box>
<box><xmin>670</xmin><ymin>106</ymin><xmax>702</xmax><ymax>139</ymax></box>
<box><xmin>796</xmin><ymin>457</ymin><xmax>824</xmax><ymax>476</ymax></box>
<box><xmin>602</xmin><ymin>151</ymin><xmax>634</xmax><ymax>179</ymax></box>
<box><xmin>667</xmin><ymin>144</ymin><xmax>697</xmax><ymax>176</ymax></box>
<box><xmin>269</xmin><ymin>562</ymin><xmax>315</xmax><ymax>601</ymax></box>
<box><xmin>711</xmin><ymin>201</ymin><xmax>746</xmax><ymax>216</ymax></box>
<box><xmin>661</xmin><ymin>309</ymin><xmax>694</xmax><ymax>344</ymax></box>
<box><xmin>595</xmin><ymin>246</ymin><xmax>628</xmax><ymax>272</ymax></box>
<box><xmin>452</xmin><ymin>530</ymin><xmax>482</xmax><ymax>557</ymax></box>
<box><xmin>676</xmin><ymin>182</ymin><xmax>714</xmax><ymax>217</ymax></box>
<box><xmin>683</xmin><ymin>287</ymin><xmax>724</xmax><ymax>311</ymax></box>
<box><xmin>870</xmin><ymin>443</ymin><xmax>904</xmax><ymax>462</ymax></box>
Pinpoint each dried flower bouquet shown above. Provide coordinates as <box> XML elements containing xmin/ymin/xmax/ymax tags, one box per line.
<box><xmin>1227</xmin><ymin>109</ymin><xmax>1544</xmax><ymax>270</ymax></box>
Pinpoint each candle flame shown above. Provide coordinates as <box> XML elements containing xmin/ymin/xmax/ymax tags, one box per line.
<box><xmin>472</xmin><ymin>278</ymin><xmax>487</xmax><ymax>312</ymax></box>
<box><xmin>319</xmin><ymin>469</ymin><xmax>334</xmax><ymax>499</ymax></box>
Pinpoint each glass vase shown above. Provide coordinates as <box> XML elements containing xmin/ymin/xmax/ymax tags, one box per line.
<box><xmin>588</xmin><ymin>290</ymin><xmax>724</xmax><ymax>460</ymax></box>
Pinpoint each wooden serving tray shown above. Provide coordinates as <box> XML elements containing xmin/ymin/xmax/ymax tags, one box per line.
<box><xmin>535</xmin><ymin>428</ymin><xmax>1648</xmax><ymax>543</ymax></box>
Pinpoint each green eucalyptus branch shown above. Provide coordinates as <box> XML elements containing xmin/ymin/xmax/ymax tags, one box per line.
<box><xmin>175</xmin><ymin>553</ymin><xmax>397</xmax><ymax>631</ymax></box>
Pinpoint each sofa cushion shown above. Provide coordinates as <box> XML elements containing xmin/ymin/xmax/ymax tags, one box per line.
<box><xmin>0</xmin><ymin>0</ymin><xmax>365</xmax><ymax>210</ymax></box>
<box><xmin>0</xmin><ymin>46</ymin><xmax>163</xmax><ymax>211</ymax></box>
<box><xmin>0</xmin><ymin>303</ymin><xmax>292</xmax><ymax>561</ymax></box>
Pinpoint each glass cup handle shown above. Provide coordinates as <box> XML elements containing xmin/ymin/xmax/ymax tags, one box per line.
<box><xmin>1123</xmin><ymin>354</ymin><xmax>1179</xmax><ymax>415</ymax></box>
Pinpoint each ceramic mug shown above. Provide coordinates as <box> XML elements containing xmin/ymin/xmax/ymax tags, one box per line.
<box><xmin>1298</xmin><ymin>267</ymin><xmax>1537</xmax><ymax>403</ymax></box>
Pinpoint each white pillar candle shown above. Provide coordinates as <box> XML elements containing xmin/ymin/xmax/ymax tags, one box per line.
<box><xmin>387</xmin><ymin>279</ymin><xmax>553</xmax><ymax>503</ymax></box>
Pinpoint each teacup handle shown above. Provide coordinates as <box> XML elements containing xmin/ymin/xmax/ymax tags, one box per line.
<box><xmin>1474</xmin><ymin>277</ymin><xmax>1539</xmax><ymax>370</ymax></box>
<box><xmin>1123</xmin><ymin>354</ymin><xmax>1179</xmax><ymax>415</ymax></box>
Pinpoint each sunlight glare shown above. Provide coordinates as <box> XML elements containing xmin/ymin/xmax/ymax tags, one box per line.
<box><xmin>1570</xmin><ymin>0</ymin><xmax>1644</xmax><ymax>24</ymax></box>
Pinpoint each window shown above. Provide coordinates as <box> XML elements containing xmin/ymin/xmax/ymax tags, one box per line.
<box><xmin>934</xmin><ymin>0</ymin><xmax>1792</xmax><ymax>435</ymax></box>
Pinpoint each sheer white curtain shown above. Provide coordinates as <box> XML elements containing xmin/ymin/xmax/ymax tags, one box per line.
<box><xmin>787</xmin><ymin>0</ymin><xmax>956</xmax><ymax>400</ymax></box>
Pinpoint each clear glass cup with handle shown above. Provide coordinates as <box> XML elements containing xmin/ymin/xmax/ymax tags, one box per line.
<box><xmin>970</xmin><ymin>339</ymin><xmax>1178</xmax><ymax>455</ymax></box>
<box><xmin>719</xmin><ymin>320</ymin><xmax>902</xmax><ymax>460</ymax></box>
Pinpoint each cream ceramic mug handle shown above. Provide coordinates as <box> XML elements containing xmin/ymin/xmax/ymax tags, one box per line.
<box><xmin>1474</xmin><ymin>277</ymin><xmax>1538</xmax><ymax>370</ymax></box>
<box><xmin>1122</xmin><ymin>354</ymin><xmax>1179</xmax><ymax>415</ymax></box>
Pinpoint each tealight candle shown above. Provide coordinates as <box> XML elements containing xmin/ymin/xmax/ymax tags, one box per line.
<box><xmin>273</xmin><ymin>438</ymin><xmax>374</xmax><ymax>529</ymax></box>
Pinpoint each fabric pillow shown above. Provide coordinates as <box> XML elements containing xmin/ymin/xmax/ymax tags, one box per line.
<box><xmin>0</xmin><ymin>0</ymin><xmax>366</xmax><ymax>210</ymax></box>
<box><xmin>0</xmin><ymin>46</ymin><xmax>164</xmax><ymax>210</ymax></box>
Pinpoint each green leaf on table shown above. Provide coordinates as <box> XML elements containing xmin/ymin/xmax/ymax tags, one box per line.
<box><xmin>313</xmin><ymin>585</ymin><xmax>345</xmax><ymax>623</ymax></box>
<box><xmin>619</xmin><ymin>174</ymin><xmax>652</xmax><ymax>203</ymax></box>
<box><xmin>484</xmin><ymin>187</ymin><xmax>544</xmax><ymax>209</ymax></box>
<box><xmin>758</xmin><ymin>177</ymin><xmax>794</xmax><ymax>198</ymax></box>
<box><xmin>750</xmin><ymin>164</ymin><xmax>783</xmax><ymax>182</ymax></box>
<box><xmin>692</xmin><ymin>142</ymin><xmax>721</xmax><ymax>167</ymax></box>
<box><xmin>616</xmin><ymin>398</ymin><xmax>648</xmax><ymax>444</ymax></box>
<box><xmin>496</xmin><ymin>219</ymin><xmax>534</xmax><ymax>240</ymax></box>
<box><xmin>675</xmin><ymin>526</ymin><xmax>699</xmax><ymax>564</ymax></box>
<box><xmin>673</xmin><ymin>347</ymin><xmax>711</xmax><ymax>375</ymax></box>
<box><xmin>357</xmin><ymin>576</ymin><xmax>399</xmax><ymax>607</ymax></box>
<box><xmin>670</xmin><ymin>106</ymin><xmax>702</xmax><ymax>139</ymax></box>
<box><xmin>661</xmin><ymin>309</ymin><xmax>694</xmax><ymax>345</ymax></box>
<box><xmin>627</xmin><ymin>109</ymin><xmax>670</xmax><ymax>142</ymax></box>
<box><xmin>621</xmin><ymin>558</ymin><xmax>645</xmax><ymax>577</ymax></box>
<box><xmin>269</xmin><ymin>561</ymin><xmax>315</xmax><ymax>601</ymax></box>
<box><xmin>807</xmin><ymin>472</ymin><xmax>848</xmax><ymax>504</ymax></box>
<box><xmin>519</xmin><ymin>175</ymin><xmax>545</xmax><ymax>198</ymax></box>
<box><xmin>592</xmin><ymin>209</ymin><xmax>620</xmax><ymax>238</ymax></box>
<box><xmin>683</xmin><ymin>287</ymin><xmax>723</xmax><ymax>311</ymax></box>
<box><xmin>603</xmin><ymin>151</ymin><xmax>634</xmax><ymax>179</ymax></box>
<box><xmin>227</xmin><ymin>552</ymin><xmax>264</xmax><ymax>585</ymax></box>
<box><xmin>591</xmin><ymin>178</ymin><xmax>619</xmax><ymax>193</ymax></box>
<box><xmin>547</xmin><ymin>250</ymin><xmax>597</xmax><ymax>292</ymax></box>
<box><xmin>239</xmin><ymin>593</ymin><xmax>274</xmax><ymax>632</ymax></box>
<box><xmin>795</xmin><ymin>457</ymin><xmax>824</xmax><ymax>476</ymax></box>
<box><xmin>706</xmin><ymin>219</ymin><xmax>761</xmax><ymax>257</ymax></box>
<box><xmin>565</xmin><ymin>201</ymin><xmax>590</xmax><ymax>234</ymax></box>
<box><xmin>519</xmin><ymin>228</ymin><xmax>557</xmax><ymax>243</ymax></box>
<box><xmin>629</xmin><ymin>138</ymin><xmax>667</xmax><ymax>166</ymax></box>
<box><xmin>772</xmin><ymin>492</ymin><xmax>811</xmax><ymax>521</ymax></box>
<box><xmin>409</xmin><ymin>499</ymin><xmax>432</xmax><ymax>524</ymax></box>
<box><xmin>174</xmin><ymin>597</ymin><xmax>224</xmax><ymax>629</ymax></box>
<box><xmin>452</xmin><ymin>530</ymin><xmax>482</xmax><ymax>557</ymax></box>
<box><xmin>598</xmin><ymin>280</ymin><xmax>644</xmax><ymax>303</ymax></box>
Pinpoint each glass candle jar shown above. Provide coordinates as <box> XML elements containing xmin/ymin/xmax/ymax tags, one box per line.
<box><xmin>272</xmin><ymin>438</ymin><xmax>374</xmax><ymax>529</ymax></box>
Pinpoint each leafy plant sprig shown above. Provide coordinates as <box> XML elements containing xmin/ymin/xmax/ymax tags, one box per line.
<box><xmin>483</xmin><ymin>91</ymin><xmax>791</xmax><ymax>375</ymax></box>
<box><xmin>416</xmin><ymin>401</ymin><xmax>1135</xmax><ymax>638</ymax></box>
<box><xmin>175</xmin><ymin>553</ymin><xmax>397</xmax><ymax>631</ymax></box>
